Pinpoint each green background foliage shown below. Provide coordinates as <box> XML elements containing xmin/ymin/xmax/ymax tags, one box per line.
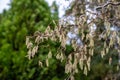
<box><xmin>0</xmin><ymin>0</ymin><xmax>63</xmax><ymax>80</ymax></box>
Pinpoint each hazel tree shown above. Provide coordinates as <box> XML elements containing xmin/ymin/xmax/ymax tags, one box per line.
<box><xmin>26</xmin><ymin>0</ymin><xmax>120</xmax><ymax>79</ymax></box>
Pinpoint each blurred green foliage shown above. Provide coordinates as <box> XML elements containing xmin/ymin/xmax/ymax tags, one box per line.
<box><xmin>0</xmin><ymin>0</ymin><xmax>65</xmax><ymax>80</ymax></box>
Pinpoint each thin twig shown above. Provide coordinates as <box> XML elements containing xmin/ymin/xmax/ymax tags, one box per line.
<box><xmin>96</xmin><ymin>2</ymin><xmax>120</xmax><ymax>10</ymax></box>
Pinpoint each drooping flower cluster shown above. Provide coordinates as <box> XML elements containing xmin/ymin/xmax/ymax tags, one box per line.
<box><xmin>26</xmin><ymin>1</ymin><xmax>120</xmax><ymax>79</ymax></box>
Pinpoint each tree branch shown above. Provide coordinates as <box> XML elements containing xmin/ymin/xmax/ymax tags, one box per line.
<box><xmin>96</xmin><ymin>2</ymin><xmax>120</xmax><ymax>10</ymax></box>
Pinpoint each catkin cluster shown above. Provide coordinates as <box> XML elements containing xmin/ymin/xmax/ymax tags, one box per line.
<box><xmin>26</xmin><ymin>1</ymin><xmax>120</xmax><ymax>79</ymax></box>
